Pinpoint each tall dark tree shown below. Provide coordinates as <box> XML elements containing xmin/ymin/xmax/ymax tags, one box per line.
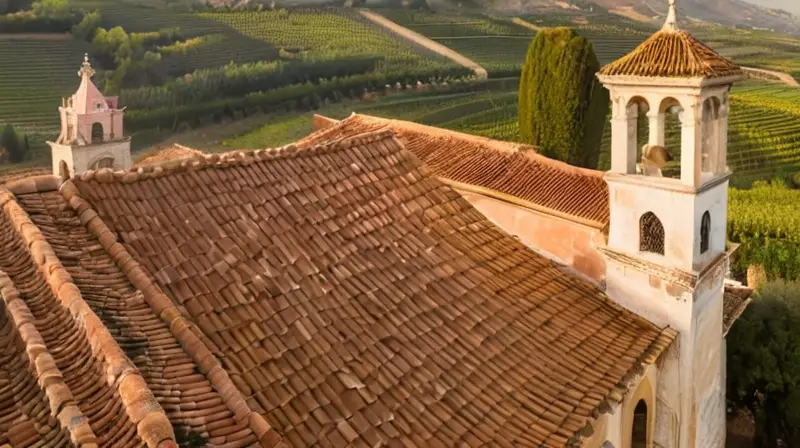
<box><xmin>518</xmin><ymin>27</ymin><xmax>609</xmax><ymax>168</ymax></box>
<box><xmin>0</xmin><ymin>124</ymin><xmax>24</xmax><ymax>163</ymax></box>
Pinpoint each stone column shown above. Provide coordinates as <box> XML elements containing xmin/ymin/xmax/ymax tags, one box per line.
<box><xmin>611</xmin><ymin>96</ymin><xmax>638</xmax><ymax>174</ymax></box>
<box><xmin>648</xmin><ymin>111</ymin><xmax>666</xmax><ymax>147</ymax></box>
<box><xmin>680</xmin><ymin>101</ymin><xmax>702</xmax><ymax>188</ymax></box>
<box><xmin>718</xmin><ymin>100</ymin><xmax>730</xmax><ymax>173</ymax></box>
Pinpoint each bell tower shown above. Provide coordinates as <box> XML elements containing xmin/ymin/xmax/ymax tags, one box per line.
<box><xmin>596</xmin><ymin>1</ymin><xmax>744</xmax><ymax>446</ymax></box>
<box><xmin>47</xmin><ymin>54</ymin><xmax>131</xmax><ymax>176</ymax></box>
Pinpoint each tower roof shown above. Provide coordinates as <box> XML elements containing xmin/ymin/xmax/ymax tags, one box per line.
<box><xmin>599</xmin><ymin>0</ymin><xmax>742</xmax><ymax>79</ymax></box>
<box><xmin>71</xmin><ymin>54</ymin><xmax>108</xmax><ymax>114</ymax></box>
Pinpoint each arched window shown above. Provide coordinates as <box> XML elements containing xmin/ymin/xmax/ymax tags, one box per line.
<box><xmin>91</xmin><ymin>123</ymin><xmax>104</xmax><ymax>143</ymax></box>
<box><xmin>640</xmin><ymin>212</ymin><xmax>665</xmax><ymax>255</ymax></box>
<box><xmin>91</xmin><ymin>157</ymin><xmax>114</xmax><ymax>170</ymax></box>
<box><xmin>700</xmin><ymin>211</ymin><xmax>711</xmax><ymax>254</ymax></box>
<box><xmin>632</xmin><ymin>400</ymin><xmax>647</xmax><ymax>448</ymax></box>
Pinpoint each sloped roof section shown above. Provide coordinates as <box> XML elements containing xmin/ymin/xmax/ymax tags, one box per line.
<box><xmin>599</xmin><ymin>29</ymin><xmax>742</xmax><ymax>79</ymax></box>
<box><xmin>59</xmin><ymin>130</ymin><xmax>675</xmax><ymax>446</ymax></box>
<box><xmin>298</xmin><ymin>114</ymin><xmax>610</xmax><ymax>228</ymax></box>
<box><xmin>723</xmin><ymin>285</ymin><xmax>753</xmax><ymax>337</ymax></box>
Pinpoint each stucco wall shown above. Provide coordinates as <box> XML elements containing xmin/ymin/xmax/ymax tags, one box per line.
<box><xmin>457</xmin><ymin>190</ymin><xmax>607</xmax><ymax>281</ymax></box>
<box><xmin>693</xmin><ymin>282</ymin><xmax>726</xmax><ymax>448</ymax></box>
<box><xmin>49</xmin><ymin>139</ymin><xmax>132</xmax><ymax>175</ymax></box>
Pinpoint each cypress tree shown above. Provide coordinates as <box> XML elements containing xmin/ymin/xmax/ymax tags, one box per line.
<box><xmin>0</xmin><ymin>124</ymin><xmax>23</xmax><ymax>163</ymax></box>
<box><xmin>518</xmin><ymin>27</ymin><xmax>609</xmax><ymax>168</ymax></box>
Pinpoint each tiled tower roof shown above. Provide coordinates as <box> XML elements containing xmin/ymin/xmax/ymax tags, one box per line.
<box><xmin>599</xmin><ymin>0</ymin><xmax>742</xmax><ymax>79</ymax></box>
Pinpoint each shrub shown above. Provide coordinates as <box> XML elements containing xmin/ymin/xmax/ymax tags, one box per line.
<box><xmin>727</xmin><ymin>280</ymin><xmax>800</xmax><ymax>447</ymax></box>
<box><xmin>71</xmin><ymin>10</ymin><xmax>100</xmax><ymax>41</ymax></box>
<box><xmin>791</xmin><ymin>172</ymin><xmax>800</xmax><ymax>190</ymax></box>
<box><xmin>518</xmin><ymin>27</ymin><xmax>608</xmax><ymax>168</ymax></box>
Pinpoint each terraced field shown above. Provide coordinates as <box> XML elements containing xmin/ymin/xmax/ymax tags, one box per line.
<box><xmin>0</xmin><ymin>38</ymin><xmax>92</xmax><ymax>134</ymax></box>
<box><xmin>376</xmin><ymin>10</ymin><xmax>646</xmax><ymax>77</ymax></box>
<box><xmin>200</xmin><ymin>10</ymin><xmax>457</xmax><ymax>73</ymax></box>
<box><xmin>72</xmin><ymin>0</ymin><xmax>279</xmax><ymax>76</ymax></box>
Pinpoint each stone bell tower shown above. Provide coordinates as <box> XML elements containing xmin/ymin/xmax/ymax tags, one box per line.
<box><xmin>47</xmin><ymin>54</ymin><xmax>131</xmax><ymax>176</ymax></box>
<box><xmin>596</xmin><ymin>0</ymin><xmax>745</xmax><ymax>446</ymax></box>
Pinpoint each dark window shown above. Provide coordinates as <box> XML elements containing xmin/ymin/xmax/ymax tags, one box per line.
<box><xmin>632</xmin><ymin>400</ymin><xmax>648</xmax><ymax>448</ymax></box>
<box><xmin>91</xmin><ymin>122</ymin><xmax>104</xmax><ymax>143</ymax></box>
<box><xmin>640</xmin><ymin>212</ymin><xmax>665</xmax><ymax>255</ymax></box>
<box><xmin>701</xmin><ymin>211</ymin><xmax>711</xmax><ymax>254</ymax></box>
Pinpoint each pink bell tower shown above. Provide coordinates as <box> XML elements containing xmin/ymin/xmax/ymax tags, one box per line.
<box><xmin>48</xmin><ymin>54</ymin><xmax>131</xmax><ymax>176</ymax></box>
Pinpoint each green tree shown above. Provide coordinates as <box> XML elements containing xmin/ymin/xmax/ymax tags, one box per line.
<box><xmin>71</xmin><ymin>10</ymin><xmax>100</xmax><ymax>41</ymax></box>
<box><xmin>31</xmin><ymin>0</ymin><xmax>69</xmax><ymax>17</ymax></box>
<box><xmin>727</xmin><ymin>280</ymin><xmax>800</xmax><ymax>446</ymax></box>
<box><xmin>518</xmin><ymin>27</ymin><xmax>609</xmax><ymax>168</ymax></box>
<box><xmin>0</xmin><ymin>124</ymin><xmax>24</xmax><ymax>163</ymax></box>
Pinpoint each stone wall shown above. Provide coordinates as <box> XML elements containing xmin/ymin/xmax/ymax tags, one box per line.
<box><xmin>457</xmin><ymin>190</ymin><xmax>607</xmax><ymax>281</ymax></box>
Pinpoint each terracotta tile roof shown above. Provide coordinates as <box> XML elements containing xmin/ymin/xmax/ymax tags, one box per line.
<box><xmin>599</xmin><ymin>29</ymin><xmax>742</xmax><ymax>79</ymax></box>
<box><xmin>297</xmin><ymin>114</ymin><xmax>610</xmax><ymax>228</ymax></box>
<box><xmin>134</xmin><ymin>144</ymin><xmax>205</xmax><ymax>168</ymax></box>
<box><xmin>723</xmin><ymin>286</ymin><xmax>753</xmax><ymax>337</ymax></box>
<box><xmin>45</xmin><ymin>130</ymin><xmax>675</xmax><ymax>446</ymax></box>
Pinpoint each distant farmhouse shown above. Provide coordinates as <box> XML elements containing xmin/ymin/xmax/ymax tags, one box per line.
<box><xmin>0</xmin><ymin>1</ymin><xmax>751</xmax><ymax>447</ymax></box>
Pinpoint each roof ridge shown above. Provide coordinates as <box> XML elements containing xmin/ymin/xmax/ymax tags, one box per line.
<box><xmin>0</xmin><ymin>190</ymin><xmax>177</xmax><ymax>448</ymax></box>
<box><xmin>349</xmin><ymin>114</ymin><xmax>605</xmax><ymax>178</ymax></box>
<box><xmin>4</xmin><ymin>174</ymin><xmax>61</xmax><ymax>195</ymax></box>
<box><xmin>70</xmin><ymin>129</ymin><xmax>400</xmax><ymax>186</ymax></box>
<box><xmin>0</xmin><ymin>270</ymin><xmax>100</xmax><ymax>447</ymax></box>
<box><xmin>57</xmin><ymin>179</ymin><xmax>285</xmax><ymax>448</ymax></box>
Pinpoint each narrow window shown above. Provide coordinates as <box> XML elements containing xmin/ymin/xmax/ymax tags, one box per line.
<box><xmin>640</xmin><ymin>212</ymin><xmax>665</xmax><ymax>255</ymax></box>
<box><xmin>631</xmin><ymin>400</ymin><xmax>648</xmax><ymax>448</ymax></box>
<box><xmin>700</xmin><ymin>211</ymin><xmax>711</xmax><ymax>254</ymax></box>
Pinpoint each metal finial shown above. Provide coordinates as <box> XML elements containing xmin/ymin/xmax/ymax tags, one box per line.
<box><xmin>78</xmin><ymin>54</ymin><xmax>95</xmax><ymax>78</ymax></box>
<box><xmin>663</xmin><ymin>0</ymin><xmax>678</xmax><ymax>31</ymax></box>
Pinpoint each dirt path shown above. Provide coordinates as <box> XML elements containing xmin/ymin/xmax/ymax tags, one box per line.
<box><xmin>512</xmin><ymin>17</ymin><xmax>541</xmax><ymax>32</ymax></box>
<box><xmin>742</xmin><ymin>66</ymin><xmax>800</xmax><ymax>87</ymax></box>
<box><xmin>0</xmin><ymin>33</ymin><xmax>71</xmax><ymax>40</ymax></box>
<box><xmin>359</xmin><ymin>10</ymin><xmax>488</xmax><ymax>80</ymax></box>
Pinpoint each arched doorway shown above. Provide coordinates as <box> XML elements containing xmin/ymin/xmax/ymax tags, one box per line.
<box><xmin>91</xmin><ymin>123</ymin><xmax>104</xmax><ymax>143</ymax></box>
<box><xmin>632</xmin><ymin>399</ymin><xmax>648</xmax><ymax>448</ymax></box>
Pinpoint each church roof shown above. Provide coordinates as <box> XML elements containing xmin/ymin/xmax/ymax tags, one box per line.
<box><xmin>0</xmin><ymin>130</ymin><xmax>676</xmax><ymax>447</ymax></box>
<box><xmin>599</xmin><ymin>1</ymin><xmax>742</xmax><ymax>79</ymax></box>
<box><xmin>298</xmin><ymin>114</ymin><xmax>611</xmax><ymax>228</ymax></box>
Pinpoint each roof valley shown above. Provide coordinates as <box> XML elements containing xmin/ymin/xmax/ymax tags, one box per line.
<box><xmin>0</xmin><ymin>189</ymin><xmax>173</xmax><ymax>447</ymax></box>
<box><xmin>0</xmin><ymin>271</ymin><xmax>83</xmax><ymax>447</ymax></box>
<box><xmin>57</xmin><ymin>178</ymin><xmax>284</xmax><ymax>448</ymax></box>
<box><xmin>16</xmin><ymin>188</ymin><xmax>273</xmax><ymax>446</ymax></box>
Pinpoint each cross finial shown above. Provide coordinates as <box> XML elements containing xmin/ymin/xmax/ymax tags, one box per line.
<box><xmin>78</xmin><ymin>53</ymin><xmax>95</xmax><ymax>79</ymax></box>
<box><xmin>663</xmin><ymin>0</ymin><xmax>679</xmax><ymax>31</ymax></box>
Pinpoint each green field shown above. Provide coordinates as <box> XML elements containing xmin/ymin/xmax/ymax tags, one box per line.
<box><xmin>0</xmin><ymin>37</ymin><xmax>92</xmax><ymax>134</ymax></box>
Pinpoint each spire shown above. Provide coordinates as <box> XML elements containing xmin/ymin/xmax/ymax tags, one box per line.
<box><xmin>78</xmin><ymin>53</ymin><xmax>95</xmax><ymax>79</ymax></box>
<box><xmin>662</xmin><ymin>0</ymin><xmax>679</xmax><ymax>31</ymax></box>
